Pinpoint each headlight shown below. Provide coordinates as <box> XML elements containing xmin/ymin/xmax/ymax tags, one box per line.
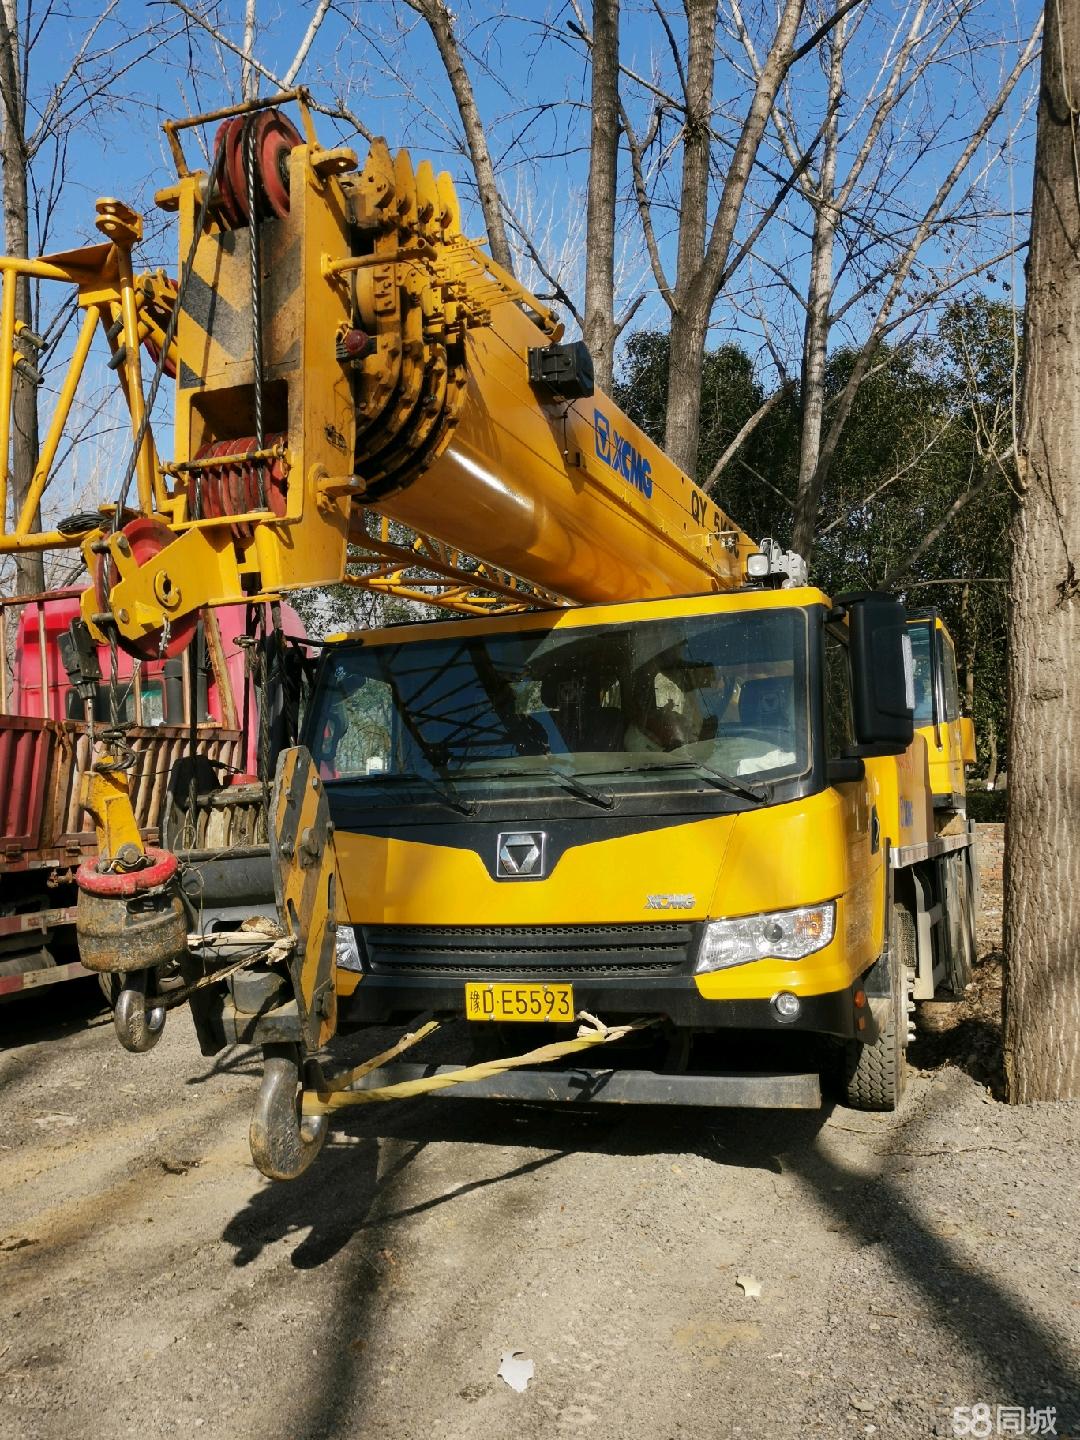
<box><xmin>695</xmin><ymin>902</ymin><xmax>835</xmax><ymax>973</ymax></box>
<box><xmin>335</xmin><ymin>925</ymin><xmax>363</xmax><ymax>972</ymax></box>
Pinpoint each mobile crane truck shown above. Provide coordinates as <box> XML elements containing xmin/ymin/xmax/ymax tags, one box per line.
<box><xmin>0</xmin><ymin>91</ymin><xmax>976</xmax><ymax>1178</ymax></box>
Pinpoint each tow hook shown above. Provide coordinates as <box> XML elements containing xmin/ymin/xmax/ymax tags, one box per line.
<box><xmin>112</xmin><ymin>969</ymin><xmax>168</xmax><ymax>1053</ymax></box>
<box><xmin>249</xmin><ymin>1043</ymin><xmax>329</xmax><ymax>1180</ymax></box>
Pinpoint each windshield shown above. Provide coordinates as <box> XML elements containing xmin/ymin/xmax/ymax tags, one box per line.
<box><xmin>309</xmin><ymin>607</ymin><xmax>811</xmax><ymax>798</ymax></box>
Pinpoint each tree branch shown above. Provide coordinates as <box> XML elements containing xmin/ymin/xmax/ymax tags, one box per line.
<box><xmin>702</xmin><ymin>381</ymin><xmax>794</xmax><ymax>493</ymax></box>
<box><xmin>162</xmin><ymin>0</ymin><xmax>375</xmax><ymax>140</ymax></box>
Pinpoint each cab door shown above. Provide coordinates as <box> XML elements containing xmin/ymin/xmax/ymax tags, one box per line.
<box><xmin>936</xmin><ymin>626</ymin><xmax>966</xmax><ymax>804</ymax></box>
<box><xmin>824</xmin><ymin>624</ymin><xmax>883</xmax><ymax>974</ymax></box>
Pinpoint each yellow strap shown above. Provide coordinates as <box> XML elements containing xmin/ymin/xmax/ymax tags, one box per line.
<box><xmin>301</xmin><ymin>1015</ymin><xmax>654</xmax><ymax>1114</ymax></box>
<box><xmin>320</xmin><ymin>1017</ymin><xmax>441</xmax><ymax>1093</ymax></box>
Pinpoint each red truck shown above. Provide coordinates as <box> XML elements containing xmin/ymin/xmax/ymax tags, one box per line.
<box><xmin>0</xmin><ymin>592</ymin><xmax>303</xmax><ymax>1002</ymax></box>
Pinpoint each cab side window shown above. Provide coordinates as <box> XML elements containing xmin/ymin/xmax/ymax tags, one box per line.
<box><xmin>824</xmin><ymin>630</ymin><xmax>855</xmax><ymax>757</ymax></box>
<box><xmin>938</xmin><ymin>631</ymin><xmax>961</xmax><ymax>721</ymax></box>
<box><xmin>907</xmin><ymin>622</ymin><xmax>934</xmax><ymax>725</ymax></box>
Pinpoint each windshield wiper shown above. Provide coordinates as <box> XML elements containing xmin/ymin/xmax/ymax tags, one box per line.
<box><xmin>550</xmin><ymin>766</ymin><xmax>614</xmax><ymax>809</ymax></box>
<box><xmin>476</xmin><ymin>766</ymin><xmax>614</xmax><ymax>809</ymax></box>
<box><xmin>633</xmin><ymin>758</ymin><xmax>767</xmax><ymax>805</ymax></box>
<box><xmin>380</xmin><ymin>770</ymin><xmax>476</xmax><ymax>815</ymax></box>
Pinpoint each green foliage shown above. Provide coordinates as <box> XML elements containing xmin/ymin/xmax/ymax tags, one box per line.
<box><xmin>613</xmin><ymin>331</ymin><xmax>798</xmax><ymax>542</ymax></box>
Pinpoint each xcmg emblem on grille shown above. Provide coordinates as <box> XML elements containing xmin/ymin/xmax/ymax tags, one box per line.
<box><xmin>496</xmin><ymin>831</ymin><xmax>548</xmax><ymax>880</ymax></box>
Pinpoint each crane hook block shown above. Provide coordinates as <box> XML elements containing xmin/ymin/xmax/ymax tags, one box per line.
<box><xmin>75</xmin><ymin>848</ymin><xmax>188</xmax><ymax>975</ymax></box>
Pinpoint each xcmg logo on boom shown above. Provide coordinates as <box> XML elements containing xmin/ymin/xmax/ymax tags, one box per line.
<box><xmin>594</xmin><ymin>410</ymin><xmax>653</xmax><ymax>499</ymax></box>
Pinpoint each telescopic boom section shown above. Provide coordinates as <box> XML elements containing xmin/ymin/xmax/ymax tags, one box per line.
<box><xmin>0</xmin><ymin>94</ymin><xmax>758</xmax><ymax>654</ymax></box>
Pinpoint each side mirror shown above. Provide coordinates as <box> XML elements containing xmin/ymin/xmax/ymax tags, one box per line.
<box><xmin>959</xmin><ymin>715</ymin><xmax>976</xmax><ymax>765</ymax></box>
<box><xmin>837</xmin><ymin>592</ymin><xmax>914</xmax><ymax>757</ymax></box>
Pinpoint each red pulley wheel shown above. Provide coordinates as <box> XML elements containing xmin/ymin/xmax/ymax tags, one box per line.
<box><xmin>251</xmin><ymin>110</ymin><xmax>301</xmax><ymax>218</ymax></box>
<box><xmin>139</xmin><ymin>277</ymin><xmax>179</xmax><ymax>380</ymax></box>
<box><xmin>190</xmin><ymin>433</ymin><xmax>288</xmax><ymax>541</ymax></box>
<box><xmin>212</xmin><ymin>118</ymin><xmax>247</xmax><ymax>229</ymax></box>
<box><xmin>94</xmin><ymin>516</ymin><xmax>198</xmax><ymax>661</ymax></box>
<box><xmin>143</xmin><ymin>336</ymin><xmax>177</xmax><ymax>381</ymax></box>
<box><xmin>219</xmin><ymin>111</ymin><xmax>302</xmax><ymax>228</ymax></box>
<box><xmin>223</xmin><ymin>116</ymin><xmax>251</xmax><ymax>224</ymax></box>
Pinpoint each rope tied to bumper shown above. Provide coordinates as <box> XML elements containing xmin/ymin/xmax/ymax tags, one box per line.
<box><xmin>300</xmin><ymin>1012</ymin><xmax>657</xmax><ymax>1114</ymax></box>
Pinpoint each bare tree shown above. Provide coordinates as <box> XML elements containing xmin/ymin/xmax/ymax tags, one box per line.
<box><xmin>167</xmin><ymin>2</ymin><xmax>357</xmax><ymax>133</ymax></box>
<box><xmin>752</xmin><ymin>4</ymin><xmax>1045</xmax><ymax>559</ymax></box>
<box><xmin>618</xmin><ymin>0</ymin><xmax>834</xmax><ymax>476</ymax></box>
<box><xmin>0</xmin><ymin>0</ymin><xmax>40</xmax><ymax>592</ymax></box>
<box><xmin>1003</xmin><ymin>0</ymin><xmax>1080</xmax><ymax>1103</ymax></box>
<box><xmin>583</xmin><ymin>0</ymin><xmax>619</xmax><ymax>391</ymax></box>
<box><xmin>400</xmin><ymin>0</ymin><xmax>514</xmax><ymax>274</ymax></box>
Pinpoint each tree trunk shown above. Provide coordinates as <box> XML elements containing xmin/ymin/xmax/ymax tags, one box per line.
<box><xmin>662</xmin><ymin>0</ymin><xmax>804</xmax><ymax>477</ymax></box>
<box><xmin>583</xmin><ymin>0</ymin><xmax>619</xmax><ymax>393</ymax></box>
<box><xmin>961</xmin><ymin>581</ymin><xmax>976</xmax><ymax>715</ymax></box>
<box><xmin>791</xmin><ymin>13</ymin><xmax>845</xmax><ymax>561</ymax></box>
<box><xmin>242</xmin><ymin>0</ymin><xmax>257</xmax><ymax>98</ymax></box>
<box><xmin>0</xmin><ymin>0</ymin><xmax>43</xmax><ymax>594</ymax></box>
<box><xmin>407</xmin><ymin>0</ymin><xmax>514</xmax><ymax>276</ymax></box>
<box><xmin>1003</xmin><ymin>0</ymin><xmax>1080</xmax><ymax>1103</ymax></box>
<box><xmin>666</xmin><ymin>299</ymin><xmax>710</xmax><ymax>477</ymax></box>
<box><xmin>986</xmin><ymin>718</ymin><xmax>998</xmax><ymax>790</ymax></box>
<box><xmin>662</xmin><ymin>0</ymin><xmax>719</xmax><ymax>476</ymax></box>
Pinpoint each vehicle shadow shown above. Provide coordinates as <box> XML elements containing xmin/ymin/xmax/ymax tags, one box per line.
<box><xmin>234</xmin><ymin>1095</ymin><xmax>827</xmax><ymax>1440</ymax></box>
<box><xmin>222</xmin><ymin>1132</ymin><xmax>386</xmax><ymax>1270</ymax></box>
<box><xmin>909</xmin><ymin>1015</ymin><xmax>1006</xmax><ymax>1097</ymax></box>
<box><xmin>184</xmin><ymin>1042</ymin><xmax>264</xmax><ymax>1085</ymax></box>
<box><xmin>248</xmin><ymin>1081</ymin><xmax>1078</xmax><ymax>1438</ymax></box>
<box><xmin>784</xmin><ymin>1092</ymin><xmax>1080</xmax><ymax>1429</ymax></box>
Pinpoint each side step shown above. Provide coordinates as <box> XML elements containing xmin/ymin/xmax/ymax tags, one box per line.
<box><xmin>347</xmin><ymin>1062</ymin><xmax>822</xmax><ymax>1109</ymax></box>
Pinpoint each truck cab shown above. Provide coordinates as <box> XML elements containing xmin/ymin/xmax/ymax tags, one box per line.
<box><xmin>306</xmin><ymin>585</ymin><xmax>969</xmax><ymax>1110</ymax></box>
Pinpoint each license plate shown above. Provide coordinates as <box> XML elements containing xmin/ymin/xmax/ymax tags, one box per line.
<box><xmin>465</xmin><ymin>982</ymin><xmax>574</xmax><ymax>1022</ymax></box>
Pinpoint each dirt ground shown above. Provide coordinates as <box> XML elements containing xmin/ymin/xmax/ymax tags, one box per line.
<box><xmin>2</xmin><ymin>823</ymin><xmax>1078</xmax><ymax>1440</ymax></box>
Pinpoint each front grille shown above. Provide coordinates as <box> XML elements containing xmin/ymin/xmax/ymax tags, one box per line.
<box><xmin>359</xmin><ymin>922</ymin><xmax>700</xmax><ymax>979</ymax></box>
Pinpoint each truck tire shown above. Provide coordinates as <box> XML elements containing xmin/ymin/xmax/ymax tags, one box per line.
<box><xmin>843</xmin><ymin>902</ymin><xmax>915</xmax><ymax>1111</ymax></box>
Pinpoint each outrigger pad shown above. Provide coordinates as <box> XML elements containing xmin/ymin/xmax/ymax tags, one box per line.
<box><xmin>270</xmin><ymin>746</ymin><xmax>339</xmax><ymax>1053</ymax></box>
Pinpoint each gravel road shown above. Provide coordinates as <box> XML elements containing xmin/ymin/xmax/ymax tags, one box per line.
<box><xmin>2</xmin><ymin>824</ymin><xmax>1078</xmax><ymax>1440</ymax></box>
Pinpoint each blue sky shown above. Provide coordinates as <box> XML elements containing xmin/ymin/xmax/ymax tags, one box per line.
<box><xmin>14</xmin><ymin>0</ymin><xmax>1040</xmax><ymax>486</ymax></box>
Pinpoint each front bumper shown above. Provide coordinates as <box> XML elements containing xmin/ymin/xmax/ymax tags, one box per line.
<box><xmin>337</xmin><ymin>970</ymin><xmax>866</xmax><ymax>1039</ymax></box>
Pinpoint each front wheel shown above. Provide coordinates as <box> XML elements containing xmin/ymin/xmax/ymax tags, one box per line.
<box><xmin>843</xmin><ymin>901</ymin><xmax>915</xmax><ymax>1111</ymax></box>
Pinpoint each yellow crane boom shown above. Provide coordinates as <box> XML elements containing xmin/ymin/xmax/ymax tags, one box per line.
<box><xmin>0</xmin><ymin>90</ymin><xmax>768</xmax><ymax>657</ymax></box>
